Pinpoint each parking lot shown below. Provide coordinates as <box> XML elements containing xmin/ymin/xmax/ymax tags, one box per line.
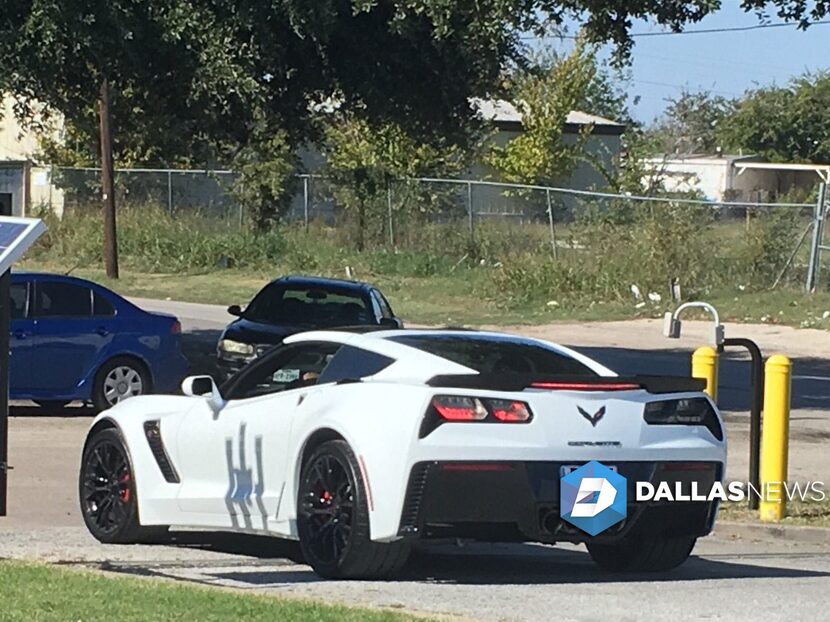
<box><xmin>2</xmin><ymin>299</ymin><xmax>830</xmax><ymax>620</ymax></box>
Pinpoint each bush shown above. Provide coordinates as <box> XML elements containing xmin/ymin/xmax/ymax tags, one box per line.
<box><xmin>30</xmin><ymin>198</ymin><xmax>811</xmax><ymax>312</ymax></box>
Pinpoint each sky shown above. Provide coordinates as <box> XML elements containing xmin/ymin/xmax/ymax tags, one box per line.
<box><xmin>549</xmin><ymin>2</ymin><xmax>830</xmax><ymax>124</ymax></box>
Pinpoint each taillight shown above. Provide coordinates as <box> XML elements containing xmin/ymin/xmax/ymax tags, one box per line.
<box><xmin>432</xmin><ymin>396</ymin><xmax>488</xmax><ymax>421</ymax></box>
<box><xmin>644</xmin><ymin>398</ymin><xmax>723</xmax><ymax>441</ymax></box>
<box><xmin>489</xmin><ymin>399</ymin><xmax>532</xmax><ymax>422</ymax></box>
<box><xmin>430</xmin><ymin>395</ymin><xmax>533</xmax><ymax>424</ymax></box>
<box><xmin>170</xmin><ymin>320</ymin><xmax>181</xmax><ymax>335</ymax></box>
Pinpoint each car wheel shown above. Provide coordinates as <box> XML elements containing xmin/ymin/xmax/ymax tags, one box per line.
<box><xmin>78</xmin><ymin>427</ymin><xmax>167</xmax><ymax>544</ymax></box>
<box><xmin>587</xmin><ymin>533</ymin><xmax>697</xmax><ymax>572</ymax></box>
<box><xmin>34</xmin><ymin>400</ymin><xmax>71</xmax><ymax>410</ymax></box>
<box><xmin>297</xmin><ymin>440</ymin><xmax>410</xmax><ymax>579</ymax></box>
<box><xmin>93</xmin><ymin>357</ymin><xmax>150</xmax><ymax>411</ymax></box>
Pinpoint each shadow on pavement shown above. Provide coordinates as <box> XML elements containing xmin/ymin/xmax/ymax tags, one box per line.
<box><xmin>9</xmin><ymin>403</ymin><xmax>95</xmax><ymax>418</ymax></box>
<box><xmin>182</xmin><ymin>328</ymin><xmax>223</xmax><ymax>378</ymax></box>
<box><xmin>129</xmin><ymin>533</ymin><xmax>830</xmax><ymax>586</ymax></box>
<box><xmin>164</xmin><ymin>531</ymin><xmax>305</xmax><ymax>562</ymax></box>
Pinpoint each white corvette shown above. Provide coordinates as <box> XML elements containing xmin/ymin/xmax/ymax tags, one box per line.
<box><xmin>78</xmin><ymin>328</ymin><xmax>726</xmax><ymax>578</ymax></box>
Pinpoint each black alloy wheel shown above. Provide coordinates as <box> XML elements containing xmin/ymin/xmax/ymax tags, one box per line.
<box><xmin>79</xmin><ymin>428</ymin><xmax>167</xmax><ymax>543</ymax></box>
<box><xmin>299</xmin><ymin>452</ymin><xmax>355</xmax><ymax>567</ymax></box>
<box><xmin>297</xmin><ymin>440</ymin><xmax>409</xmax><ymax>579</ymax></box>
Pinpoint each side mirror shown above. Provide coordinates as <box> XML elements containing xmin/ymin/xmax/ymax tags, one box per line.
<box><xmin>181</xmin><ymin>375</ymin><xmax>225</xmax><ymax>414</ymax></box>
<box><xmin>379</xmin><ymin>317</ymin><xmax>401</xmax><ymax>328</ymax></box>
<box><xmin>227</xmin><ymin>304</ymin><xmax>242</xmax><ymax>317</ymax></box>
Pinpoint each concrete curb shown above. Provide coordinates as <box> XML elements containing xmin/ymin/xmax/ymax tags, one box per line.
<box><xmin>715</xmin><ymin>520</ymin><xmax>830</xmax><ymax>545</ymax></box>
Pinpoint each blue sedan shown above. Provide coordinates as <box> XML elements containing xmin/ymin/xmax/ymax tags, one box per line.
<box><xmin>10</xmin><ymin>272</ymin><xmax>188</xmax><ymax>411</ymax></box>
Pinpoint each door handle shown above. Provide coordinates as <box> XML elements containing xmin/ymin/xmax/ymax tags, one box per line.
<box><xmin>12</xmin><ymin>329</ymin><xmax>27</xmax><ymax>339</ymax></box>
<box><xmin>96</xmin><ymin>327</ymin><xmax>110</xmax><ymax>336</ymax></box>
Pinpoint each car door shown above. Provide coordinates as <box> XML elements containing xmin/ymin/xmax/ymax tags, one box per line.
<box><xmin>9</xmin><ymin>279</ymin><xmax>33</xmax><ymax>393</ymax></box>
<box><xmin>175</xmin><ymin>341</ymin><xmax>341</xmax><ymax>528</ymax></box>
<box><xmin>29</xmin><ymin>279</ymin><xmax>115</xmax><ymax>394</ymax></box>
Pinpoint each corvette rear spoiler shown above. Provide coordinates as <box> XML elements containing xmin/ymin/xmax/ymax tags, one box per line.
<box><xmin>425</xmin><ymin>374</ymin><xmax>706</xmax><ymax>395</ymax></box>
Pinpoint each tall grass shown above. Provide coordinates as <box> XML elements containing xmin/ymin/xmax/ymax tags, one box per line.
<box><xmin>30</xmin><ymin>202</ymin><xmax>809</xmax><ymax>311</ymax></box>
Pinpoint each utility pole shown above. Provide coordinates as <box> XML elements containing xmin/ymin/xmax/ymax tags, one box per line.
<box><xmin>99</xmin><ymin>77</ymin><xmax>118</xmax><ymax>279</ymax></box>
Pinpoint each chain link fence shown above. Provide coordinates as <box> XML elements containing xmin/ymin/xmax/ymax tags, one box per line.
<box><xmin>37</xmin><ymin>166</ymin><xmax>823</xmax><ymax>290</ymax></box>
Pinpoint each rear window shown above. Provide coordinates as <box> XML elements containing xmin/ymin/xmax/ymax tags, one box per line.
<box><xmin>244</xmin><ymin>284</ymin><xmax>372</xmax><ymax>326</ymax></box>
<box><xmin>387</xmin><ymin>334</ymin><xmax>596</xmax><ymax>376</ymax></box>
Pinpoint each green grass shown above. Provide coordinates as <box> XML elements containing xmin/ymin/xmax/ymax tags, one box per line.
<box><xmin>719</xmin><ymin>497</ymin><xmax>830</xmax><ymax>528</ymax></box>
<box><xmin>22</xmin><ymin>204</ymin><xmax>830</xmax><ymax>328</ymax></box>
<box><xmin>0</xmin><ymin>560</ymin><xmax>426</xmax><ymax>622</ymax></box>
<box><xmin>21</xmin><ymin>258</ymin><xmax>830</xmax><ymax>329</ymax></box>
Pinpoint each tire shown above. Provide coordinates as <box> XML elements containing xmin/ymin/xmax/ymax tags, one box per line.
<box><xmin>78</xmin><ymin>428</ymin><xmax>168</xmax><ymax>544</ymax></box>
<box><xmin>92</xmin><ymin>357</ymin><xmax>151</xmax><ymax>411</ymax></box>
<box><xmin>297</xmin><ymin>440</ymin><xmax>410</xmax><ymax>579</ymax></box>
<box><xmin>587</xmin><ymin>533</ymin><xmax>697</xmax><ymax>572</ymax></box>
<box><xmin>34</xmin><ymin>400</ymin><xmax>70</xmax><ymax>410</ymax></box>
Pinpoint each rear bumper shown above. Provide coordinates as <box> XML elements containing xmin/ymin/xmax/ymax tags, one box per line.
<box><xmin>398</xmin><ymin>460</ymin><xmax>722</xmax><ymax>543</ymax></box>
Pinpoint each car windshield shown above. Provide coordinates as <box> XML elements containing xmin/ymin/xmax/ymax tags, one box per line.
<box><xmin>387</xmin><ymin>334</ymin><xmax>597</xmax><ymax>376</ymax></box>
<box><xmin>243</xmin><ymin>284</ymin><xmax>372</xmax><ymax>326</ymax></box>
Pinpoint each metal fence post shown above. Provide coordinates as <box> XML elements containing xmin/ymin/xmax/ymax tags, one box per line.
<box><xmin>387</xmin><ymin>180</ymin><xmax>395</xmax><ymax>247</ymax></box>
<box><xmin>467</xmin><ymin>181</ymin><xmax>474</xmax><ymax>236</ymax></box>
<box><xmin>167</xmin><ymin>170</ymin><xmax>173</xmax><ymax>215</ymax></box>
<box><xmin>49</xmin><ymin>165</ymin><xmax>54</xmax><ymax>212</ymax></box>
<box><xmin>806</xmin><ymin>182</ymin><xmax>827</xmax><ymax>292</ymax></box>
<box><xmin>303</xmin><ymin>175</ymin><xmax>309</xmax><ymax>232</ymax></box>
<box><xmin>546</xmin><ymin>189</ymin><xmax>558</xmax><ymax>260</ymax></box>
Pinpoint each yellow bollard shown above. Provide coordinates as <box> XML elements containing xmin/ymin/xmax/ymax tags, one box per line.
<box><xmin>759</xmin><ymin>354</ymin><xmax>793</xmax><ymax>522</ymax></box>
<box><xmin>692</xmin><ymin>346</ymin><xmax>719</xmax><ymax>403</ymax></box>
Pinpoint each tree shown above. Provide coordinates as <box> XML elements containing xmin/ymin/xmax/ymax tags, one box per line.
<box><xmin>647</xmin><ymin>90</ymin><xmax>736</xmax><ymax>155</ymax></box>
<box><xmin>718</xmin><ymin>72</ymin><xmax>830</xmax><ymax>163</ymax></box>
<box><xmin>0</xmin><ymin>2</ymin><xmax>258</xmax><ymax>276</ymax></box>
<box><xmin>321</xmin><ymin>113</ymin><xmax>468</xmax><ymax>250</ymax></box>
<box><xmin>231</xmin><ymin>120</ymin><xmax>298</xmax><ymax>231</ymax></box>
<box><xmin>4</xmin><ymin>0</ymin><xmax>830</xmax><ymax>275</ymax></box>
<box><xmin>485</xmin><ymin>44</ymin><xmax>599</xmax><ymax>186</ymax></box>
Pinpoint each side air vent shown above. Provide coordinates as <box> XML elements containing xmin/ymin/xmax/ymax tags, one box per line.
<box><xmin>398</xmin><ymin>462</ymin><xmax>432</xmax><ymax>536</ymax></box>
<box><xmin>143</xmin><ymin>420</ymin><xmax>180</xmax><ymax>483</ymax></box>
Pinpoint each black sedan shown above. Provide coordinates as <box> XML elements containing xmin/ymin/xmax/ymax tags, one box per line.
<box><xmin>216</xmin><ymin>275</ymin><xmax>403</xmax><ymax>377</ymax></box>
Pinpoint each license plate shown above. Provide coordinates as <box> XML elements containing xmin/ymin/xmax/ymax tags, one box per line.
<box><xmin>559</xmin><ymin>464</ymin><xmax>618</xmax><ymax>477</ymax></box>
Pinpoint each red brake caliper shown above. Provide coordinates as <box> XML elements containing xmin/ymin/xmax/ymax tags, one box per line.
<box><xmin>119</xmin><ymin>473</ymin><xmax>131</xmax><ymax>503</ymax></box>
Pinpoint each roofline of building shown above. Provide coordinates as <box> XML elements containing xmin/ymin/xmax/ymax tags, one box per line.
<box><xmin>494</xmin><ymin>119</ymin><xmax>625</xmax><ymax>136</ymax></box>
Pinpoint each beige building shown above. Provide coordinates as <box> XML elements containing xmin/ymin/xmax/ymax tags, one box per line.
<box><xmin>0</xmin><ymin>95</ymin><xmax>64</xmax><ymax>216</ymax></box>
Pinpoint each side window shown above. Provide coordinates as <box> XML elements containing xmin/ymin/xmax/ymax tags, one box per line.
<box><xmin>93</xmin><ymin>292</ymin><xmax>116</xmax><ymax>316</ymax></box>
<box><xmin>231</xmin><ymin>343</ymin><xmax>342</xmax><ymax>400</ymax></box>
<box><xmin>317</xmin><ymin>345</ymin><xmax>394</xmax><ymax>384</ymax></box>
<box><xmin>368</xmin><ymin>292</ymin><xmax>383</xmax><ymax>321</ymax></box>
<box><xmin>374</xmin><ymin>291</ymin><xmax>394</xmax><ymax>319</ymax></box>
<box><xmin>10</xmin><ymin>282</ymin><xmax>28</xmax><ymax>320</ymax></box>
<box><xmin>36</xmin><ymin>281</ymin><xmax>92</xmax><ymax>318</ymax></box>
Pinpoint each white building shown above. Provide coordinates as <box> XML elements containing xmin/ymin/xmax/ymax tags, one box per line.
<box><xmin>645</xmin><ymin>153</ymin><xmax>830</xmax><ymax>203</ymax></box>
<box><xmin>0</xmin><ymin>95</ymin><xmax>65</xmax><ymax>216</ymax></box>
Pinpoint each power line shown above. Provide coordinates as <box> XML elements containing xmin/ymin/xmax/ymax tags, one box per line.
<box><xmin>630</xmin><ymin>79</ymin><xmax>740</xmax><ymax>98</ymax></box>
<box><xmin>521</xmin><ymin>18</ymin><xmax>830</xmax><ymax>41</ymax></box>
<box><xmin>631</xmin><ymin>18</ymin><xmax>830</xmax><ymax>37</ymax></box>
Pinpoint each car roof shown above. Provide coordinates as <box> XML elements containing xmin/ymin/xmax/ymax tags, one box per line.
<box><xmin>270</xmin><ymin>275</ymin><xmax>374</xmax><ymax>292</ymax></box>
<box><xmin>11</xmin><ymin>271</ymin><xmax>138</xmax><ymax>307</ymax></box>
<box><xmin>13</xmin><ymin>271</ymin><xmax>104</xmax><ymax>287</ymax></box>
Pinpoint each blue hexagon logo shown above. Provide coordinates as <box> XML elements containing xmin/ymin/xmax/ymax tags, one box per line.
<box><xmin>560</xmin><ymin>461</ymin><xmax>627</xmax><ymax>536</ymax></box>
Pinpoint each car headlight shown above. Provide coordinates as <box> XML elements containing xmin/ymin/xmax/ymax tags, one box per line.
<box><xmin>218</xmin><ymin>339</ymin><xmax>254</xmax><ymax>356</ymax></box>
